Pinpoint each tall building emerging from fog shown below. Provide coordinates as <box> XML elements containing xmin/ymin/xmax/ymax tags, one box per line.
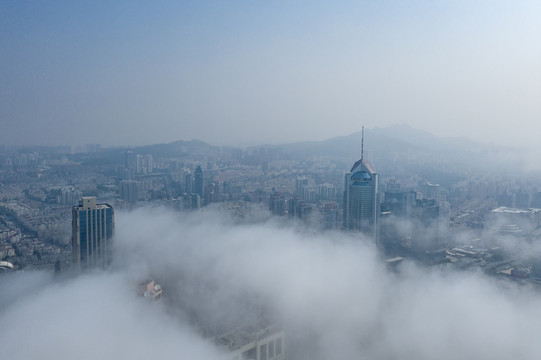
<box><xmin>194</xmin><ymin>165</ymin><xmax>204</xmax><ymax>198</ymax></box>
<box><xmin>343</xmin><ymin>128</ymin><xmax>379</xmax><ymax>242</ymax></box>
<box><xmin>120</xmin><ymin>180</ymin><xmax>139</xmax><ymax>203</ymax></box>
<box><xmin>72</xmin><ymin>197</ymin><xmax>114</xmax><ymax>268</ymax></box>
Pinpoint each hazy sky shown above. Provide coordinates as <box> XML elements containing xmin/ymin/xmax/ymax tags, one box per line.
<box><xmin>1</xmin><ymin>1</ymin><xmax>540</xmax><ymax>147</ymax></box>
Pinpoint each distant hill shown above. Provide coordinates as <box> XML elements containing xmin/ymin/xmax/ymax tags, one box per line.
<box><xmin>137</xmin><ymin>139</ymin><xmax>220</xmax><ymax>158</ymax></box>
<box><xmin>370</xmin><ymin>124</ymin><xmax>490</xmax><ymax>152</ymax></box>
<box><xmin>247</xmin><ymin>124</ymin><xmax>514</xmax><ymax>182</ymax></box>
<box><xmin>122</xmin><ymin>124</ymin><xmax>492</xmax><ymax>160</ymax></box>
<box><xmin>258</xmin><ymin>123</ymin><xmax>494</xmax><ymax>159</ymax></box>
<box><xmin>117</xmin><ymin>124</ymin><xmax>525</xmax><ymax>179</ymax></box>
<box><xmin>276</xmin><ymin>127</ymin><xmax>422</xmax><ymax>158</ymax></box>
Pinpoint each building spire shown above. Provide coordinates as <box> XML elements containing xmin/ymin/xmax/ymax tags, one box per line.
<box><xmin>361</xmin><ymin>126</ymin><xmax>364</xmax><ymax>160</ymax></box>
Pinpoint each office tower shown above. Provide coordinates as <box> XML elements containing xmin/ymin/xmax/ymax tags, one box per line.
<box><xmin>384</xmin><ymin>180</ymin><xmax>416</xmax><ymax>218</ymax></box>
<box><xmin>269</xmin><ymin>191</ymin><xmax>288</xmax><ymax>216</ymax></box>
<box><xmin>424</xmin><ymin>182</ymin><xmax>440</xmax><ymax>201</ymax></box>
<box><xmin>72</xmin><ymin>197</ymin><xmax>114</xmax><ymax>268</ymax></box>
<box><xmin>343</xmin><ymin>128</ymin><xmax>379</xmax><ymax>241</ymax></box>
<box><xmin>120</xmin><ymin>180</ymin><xmax>139</xmax><ymax>203</ymax></box>
<box><xmin>515</xmin><ymin>189</ymin><xmax>531</xmax><ymax>209</ymax></box>
<box><xmin>288</xmin><ymin>197</ymin><xmax>313</xmax><ymax>221</ymax></box>
<box><xmin>497</xmin><ymin>190</ymin><xmax>515</xmax><ymax>208</ymax></box>
<box><xmin>125</xmin><ymin>151</ymin><xmax>135</xmax><ymax>169</ymax></box>
<box><xmin>59</xmin><ymin>186</ymin><xmax>82</xmax><ymax>206</ymax></box>
<box><xmin>185</xmin><ymin>172</ymin><xmax>193</xmax><ymax>194</ymax></box>
<box><xmin>194</xmin><ymin>165</ymin><xmax>204</xmax><ymax>198</ymax></box>
<box><xmin>145</xmin><ymin>154</ymin><xmax>153</xmax><ymax>174</ymax></box>
<box><xmin>204</xmin><ymin>182</ymin><xmax>220</xmax><ymax>204</ymax></box>
<box><xmin>413</xmin><ymin>198</ymin><xmax>440</xmax><ymax>225</ymax></box>
<box><xmin>320</xmin><ymin>202</ymin><xmax>339</xmax><ymax>230</ymax></box>
<box><xmin>295</xmin><ymin>178</ymin><xmax>308</xmax><ymax>197</ymax></box>
<box><xmin>532</xmin><ymin>192</ymin><xmax>541</xmax><ymax>208</ymax></box>
<box><xmin>318</xmin><ymin>183</ymin><xmax>336</xmax><ymax>201</ymax></box>
<box><xmin>186</xmin><ymin>193</ymin><xmax>201</xmax><ymax>210</ymax></box>
<box><xmin>136</xmin><ymin>155</ymin><xmax>144</xmax><ymax>174</ymax></box>
<box><xmin>85</xmin><ymin>144</ymin><xmax>101</xmax><ymax>153</ymax></box>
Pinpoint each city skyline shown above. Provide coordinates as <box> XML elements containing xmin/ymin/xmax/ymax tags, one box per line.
<box><xmin>1</xmin><ymin>2</ymin><xmax>541</xmax><ymax>359</ymax></box>
<box><xmin>2</xmin><ymin>108</ymin><xmax>541</xmax><ymax>359</ymax></box>
<box><xmin>1</xmin><ymin>1</ymin><xmax>540</xmax><ymax>148</ymax></box>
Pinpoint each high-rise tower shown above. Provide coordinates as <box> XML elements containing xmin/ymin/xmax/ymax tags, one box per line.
<box><xmin>72</xmin><ymin>197</ymin><xmax>114</xmax><ymax>268</ymax></box>
<box><xmin>343</xmin><ymin>127</ymin><xmax>379</xmax><ymax>242</ymax></box>
<box><xmin>185</xmin><ymin>172</ymin><xmax>193</xmax><ymax>194</ymax></box>
<box><xmin>194</xmin><ymin>165</ymin><xmax>204</xmax><ymax>198</ymax></box>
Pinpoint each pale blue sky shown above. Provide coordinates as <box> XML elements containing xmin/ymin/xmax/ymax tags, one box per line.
<box><xmin>1</xmin><ymin>1</ymin><xmax>539</xmax><ymax>147</ymax></box>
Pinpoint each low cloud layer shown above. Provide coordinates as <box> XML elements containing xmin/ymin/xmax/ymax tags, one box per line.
<box><xmin>1</xmin><ymin>206</ymin><xmax>541</xmax><ymax>360</ymax></box>
<box><xmin>0</xmin><ymin>271</ymin><xmax>221</xmax><ymax>360</ymax></box>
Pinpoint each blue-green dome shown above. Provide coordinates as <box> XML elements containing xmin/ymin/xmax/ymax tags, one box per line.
<box><xmin>351</xmin><ymin>171</ymin><xmax>371</xmax><ymax>181</ymax></box>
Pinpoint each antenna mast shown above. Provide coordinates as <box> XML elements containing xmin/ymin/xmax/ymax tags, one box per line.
<box><xmin>361</xmin><ymin>126</ymin><xmax>364</xmax><ymax>160</ymax></box>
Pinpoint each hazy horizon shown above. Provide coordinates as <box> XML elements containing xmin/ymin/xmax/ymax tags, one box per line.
<box><xmin>1</xmin><ymin>1</ymin><xmax>540</xmax><ymax>148</ymax></box>
<box><xmin>0</xmin><ymin>123</ymin><xmax>499</xmax><ymax>149</ymax></box>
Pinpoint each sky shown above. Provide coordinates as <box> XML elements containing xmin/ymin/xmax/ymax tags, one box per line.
<box><xmin>1</xmin><ymin>1</ymin><xmax>540</xmax><ymax>147</ymax></box>
<box><xmin>1</xmin><ymin>206</ymin><xmax>541</xmax><ymax>360</ymax></box>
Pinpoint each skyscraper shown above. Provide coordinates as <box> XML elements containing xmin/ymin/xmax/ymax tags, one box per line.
<box><xmin>125</xmin><ymin>150</ymin><xmax>135</xmax><ymax>169</ymax></box>
<box><xmin>384</xmin><ymin>180</ymin><xmax>416</xmax><ymax>218</ymax></box>
<box><xmin>120</xmin><ymin>180</ymin><xmax>139</xmax><ymax>203</ymax></box>
<box><xmin>185</xmin><ymin>172</ymin><xmax>193</xmax><ymax>194</ymax></box>
<box><xmin>72</xmin><ymin>197</ymin><xmax>114</xmax><ymax>268</ymax></box>
<box><xmin>145</xmin><ymin>154</ymin><xmax>153</xmax><ymax>174</ymax></box>
<box><xmin>343</xmin><ymin>128</ymin><xmax>379</xmax><ymax>242</ymax></box>
<box><xmin>136</xmin><ymin>154</ymin><xmax>144</xmax><ymax>174</ymax></box>
<box><xmin>194</xmin><ymin>165</ymin><xmax>204</xmax><ymax>198</ymax></box>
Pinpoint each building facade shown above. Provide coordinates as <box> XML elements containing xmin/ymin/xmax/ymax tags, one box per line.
<box><xmin>72</xmin><ymin>197</ymin><xmax>114</xmax><ymax>268</ymax></box>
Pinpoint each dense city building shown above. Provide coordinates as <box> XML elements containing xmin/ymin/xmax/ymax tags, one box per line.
<box><xmin>72</xmin><ymin>196</ymin><xmax>115</xmax><ymax>269</ymax></box>
<box><xmin>1</xmin><ymin>125</ymin><xmax>540</xmax><ymax>280</ymax></box>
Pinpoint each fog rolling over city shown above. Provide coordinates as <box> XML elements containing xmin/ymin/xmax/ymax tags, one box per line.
<box><xmin>2</xmin><ymin>207</ymin><xmax>540</xmax><ymax>360</ymax></box>
<box><xmin>0</xmin><ymin>271</ymin><xmax>222</xmax><ymax>360</ymax></box>
<box><xmin>2</xmin><ymin>0</ymin><xmax>541</xmax><ymax>358</ymax></box>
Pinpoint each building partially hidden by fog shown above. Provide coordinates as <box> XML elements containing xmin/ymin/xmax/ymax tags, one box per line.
<box><xmin>72</xmin><ymin>196</ymin><xmax>114</xmax><ymax>269</ymax></box>
<box><xmin>0</xmin><ymin>260</ymin><xmax>15</xmax><ymax>273</ymax></box>
<box><xmin>137</xmin><ymin>279</ymin><xmax>163</xmax><ymax>302</ymax></box>
<box><xmin>195</xmin><ymin>165</ymin><xmax>204</xmax><ymax>198</ymax></box>
<box><xmin>214</xmin><ymin>324</ymin><xmax>284</xmax><ymax>360</ymax></box>
<box><xmin>488</xmin><ymin>207</ymin><xmax>541</xmax><ymax>236</ymax></box>
<box><xmin>343</xmin><ymin>128</ymin><xmax>379</xmax><ymax>242</ymax></box>
<box><xmin>384</xmin><ymin>179</ymin><xmax>416</xmax><ymax>218</ymax></box>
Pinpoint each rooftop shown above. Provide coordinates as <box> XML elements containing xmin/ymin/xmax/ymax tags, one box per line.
<box><xmin>214</xmin><ymin>324</ymin><xmax>283</xmax><ymax>351</ymax></box>
<box><xmin>350</xmin><ymin>158</ymin><xmax>376</xmax><ymax>174</ymax></box>
<box><xmin>491</xmin><ymin>207</ymin><xmax>541</xmax><ymax>214</ymax></box>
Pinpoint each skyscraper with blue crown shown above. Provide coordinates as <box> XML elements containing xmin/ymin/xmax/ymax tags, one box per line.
<box><xmin>343</xmin><ymin>127</ymin><xmax>379</xmax><ymax>243</ymax></box>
